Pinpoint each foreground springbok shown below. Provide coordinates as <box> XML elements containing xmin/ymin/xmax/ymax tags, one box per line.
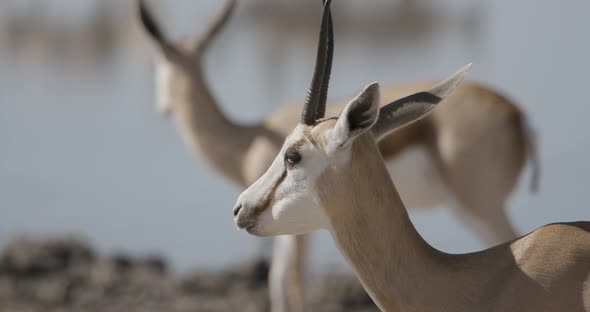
<box><xmin>138</xmin><ymin>0</ymin><xmax>539</xmax><ymax>311</ymax></box>
<box><xmin>235</xmin><ymin>2</ymin><xmax>590</xmax><ymax>311</ymax></box>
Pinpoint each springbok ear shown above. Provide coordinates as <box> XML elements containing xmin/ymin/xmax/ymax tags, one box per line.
<box><xmin>138</xmin><ymin>0</ymin><xmax>170</xmax><ymax>49</ymax></box>
<box><xmin>372</xmin><ymin>63</ymin><xmax>471</xmax><ymax>140</ymax></box>
<box><xmin>329</xmin><ymin>82</ymin><xmax>380</xmax><ymax>150</ymax></box>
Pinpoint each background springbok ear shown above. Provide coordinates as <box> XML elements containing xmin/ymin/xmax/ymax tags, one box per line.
<box><xmin>372</xmin><ymin>63</ymin><xmax>471</xmax><ymax>140</ymax></box>
<box><xmin>329</xmin><ymin>82</ymin><xmax>380</xmax><ymax>150</ymax></box>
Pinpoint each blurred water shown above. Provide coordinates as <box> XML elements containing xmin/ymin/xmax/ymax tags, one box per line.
<box><xmin>1</xmin><ymin>0</ymin><xmax>589</xmax><ymax>272</ymax></box>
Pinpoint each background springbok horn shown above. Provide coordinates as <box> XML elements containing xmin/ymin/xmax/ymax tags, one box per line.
<box><xmin>193</xmin><ymin>0</ymin><xmax>236</xmax><ymax>53</ymax></box>
<box><xmin>301</xmin><ymin>0</ymin><xmax>332</xmax><ymax>125</ymax></box>
<box><xmin>138</xmin><ymin>0</ymin><xmax>169</xmax><ymax>49</ymax></box>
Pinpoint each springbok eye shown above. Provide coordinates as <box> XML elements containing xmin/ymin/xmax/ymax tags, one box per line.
<box><xmin>284</xmin><ymin>149</ymin><xmax>302</xmax><ymax>167</ymax></box>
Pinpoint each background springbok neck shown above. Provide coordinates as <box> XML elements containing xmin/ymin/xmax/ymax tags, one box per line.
<box><xmin>138</xmin><ymin>0</ymin><xmax>539</xmax><ymax>311</ymax></box>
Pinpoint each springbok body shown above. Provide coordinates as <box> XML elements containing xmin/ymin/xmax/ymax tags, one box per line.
<box><xmin>138</xmin><ymin>0</ymin><xmax>538</xmax><ymax>311</ymax></box>
<box><xmin>235</xmin><ymin>2</ymin><xmax>590</xmax><ymax>310</ymax></box>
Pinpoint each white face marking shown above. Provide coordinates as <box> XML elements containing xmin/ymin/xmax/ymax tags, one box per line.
<box><xmin>234</xmin><ymin>125</ymin><xmax>333</xmax><ymax>236</ymax></box>
<box><xmin>235</xmin><ymin>83</ymin><xmax>382</xmax><ymax>237</ymax></box>
<box><xmin>155</xmin><ymin>56</ymin><xmax>173</xmax><ymax>114</ymax></box>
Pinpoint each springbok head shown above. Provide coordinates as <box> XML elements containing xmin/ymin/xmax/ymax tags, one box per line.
<box><xmin>137</xmin><ymin>0</ymin><xmax>236</xmax><ymax>114</ymax></box>
<box><xmin>233</xmin><ymin>0</ymin><xmax>471</xmax><ymax>236</ymax></box>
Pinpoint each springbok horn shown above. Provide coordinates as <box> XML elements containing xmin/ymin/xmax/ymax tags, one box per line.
<box><xmin>315</xmin><ymin>0</ymin><xmax>334</xmax><ymax>120</ymax></box>
<box><xmin>300</xmin><ymin>0</ymin><xmax>333</xmax><ymax>125</ymax></box>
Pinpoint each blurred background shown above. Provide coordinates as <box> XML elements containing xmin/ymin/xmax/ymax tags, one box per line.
<box><xmin>0</xmin><ymin>0</ymin><xmax>589</xmax><ymax>309</ymax></box>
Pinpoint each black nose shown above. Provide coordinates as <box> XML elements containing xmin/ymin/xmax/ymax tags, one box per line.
<box><xmin>233</xmin><ymin>204</ymin><xmax>242</xmax><ymax>217</ymax></box>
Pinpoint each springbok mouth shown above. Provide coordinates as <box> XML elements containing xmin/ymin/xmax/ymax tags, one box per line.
<box><xmin>244</xmin><ymin>224</ymin><xmax>256</xmax><ymax>234</ymax></box>
<box><xmin>235</xmin><ymin>218</ymin><xmax>256</xmax><ymax>231</ymax></box>
<box><xmin>235</xmin><ymin>219</ymin><xmax>262</xmax><ymax>236</ymax></box>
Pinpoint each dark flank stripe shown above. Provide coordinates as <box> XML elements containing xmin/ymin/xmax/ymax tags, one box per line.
<box><xmin>252</xmin><ymin>169</ymin><xmax>288</xmax><ymax>218</ymax></box>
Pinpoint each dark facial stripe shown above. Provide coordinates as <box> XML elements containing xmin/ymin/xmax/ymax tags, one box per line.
<box><xmin>251</xmin><ymin>168</ymin><xmax>288</xmax><ymax>219</ymax></box>
<box><xmin>250</xmin><ymin>137</ymin><xmax>308</xmax><ymax>218</ymax></box>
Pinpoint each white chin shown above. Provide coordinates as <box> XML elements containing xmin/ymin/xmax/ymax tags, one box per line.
<box><xmin>244</xmin><ymin>224</ymin><xmax>274</xmax><ymax>237</ymax></box>
<box><xmin>254</xmin><ymin>220</ymin><xmax>319</xmax><ymax>237</ymax></box>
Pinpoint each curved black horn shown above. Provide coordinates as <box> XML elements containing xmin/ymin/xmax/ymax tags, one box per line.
<box><xmin>300</xmin><ymin>0</ymin><xmax>332</xmax><ymax>125</ymax></box>
<box><xmin>315</xmin><ymin>2</ymin><xmax>333</xmax><ymax>120</ymax></box>
<box><xmin>138</xmin><ymin>0</ymin><xmax>168</xmax><ymax>47</ymax></box>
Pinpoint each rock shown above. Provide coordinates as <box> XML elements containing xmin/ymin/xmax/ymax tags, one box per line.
<box><xmin>0</xmin><ymin>237</ymin><xmax>93</xmax><ymax>278</ymax></box>
<box><xmin>0</xmin><ymin>236</ymin><xmax>378</xmax><ymax>311</ymax></box>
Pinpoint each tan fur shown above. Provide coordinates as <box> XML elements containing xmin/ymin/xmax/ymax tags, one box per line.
<box><xmin>139</xmin><ymin>1</ymin><xmax>537</xmax><ymax>311</ymax></box>
<box><xmin>310</xmin><ymin>126</ymin><xmax>589</xmax><ymax>312</ymax></box>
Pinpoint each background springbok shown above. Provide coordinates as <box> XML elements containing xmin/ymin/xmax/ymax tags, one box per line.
<box><xmin>234</xmin><ymin>4</ymin><xmax>590</xmax><ymax>310</ymax></box>
<box><xmin>138</xmin><ymin>0</ymin><xmax>539</xmax><ymax>310</ymax></box>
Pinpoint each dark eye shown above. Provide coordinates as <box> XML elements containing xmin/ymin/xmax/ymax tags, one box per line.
<box><xmin>285</xmin><ymin>150</ymin><xmax>302</xmax><ymax>167</ymax></box>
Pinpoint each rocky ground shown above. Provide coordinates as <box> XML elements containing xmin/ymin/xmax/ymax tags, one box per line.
<box><xmin>0</xmin><ymin>237</ymin><xmax>377</xmax><ymax>311</ymax></box>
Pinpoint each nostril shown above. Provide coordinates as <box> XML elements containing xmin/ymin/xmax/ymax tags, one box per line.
<box><xmin>233</xmin><ymin>204</ymin><xmax>242</xmax><ymax>217</ymax></box>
